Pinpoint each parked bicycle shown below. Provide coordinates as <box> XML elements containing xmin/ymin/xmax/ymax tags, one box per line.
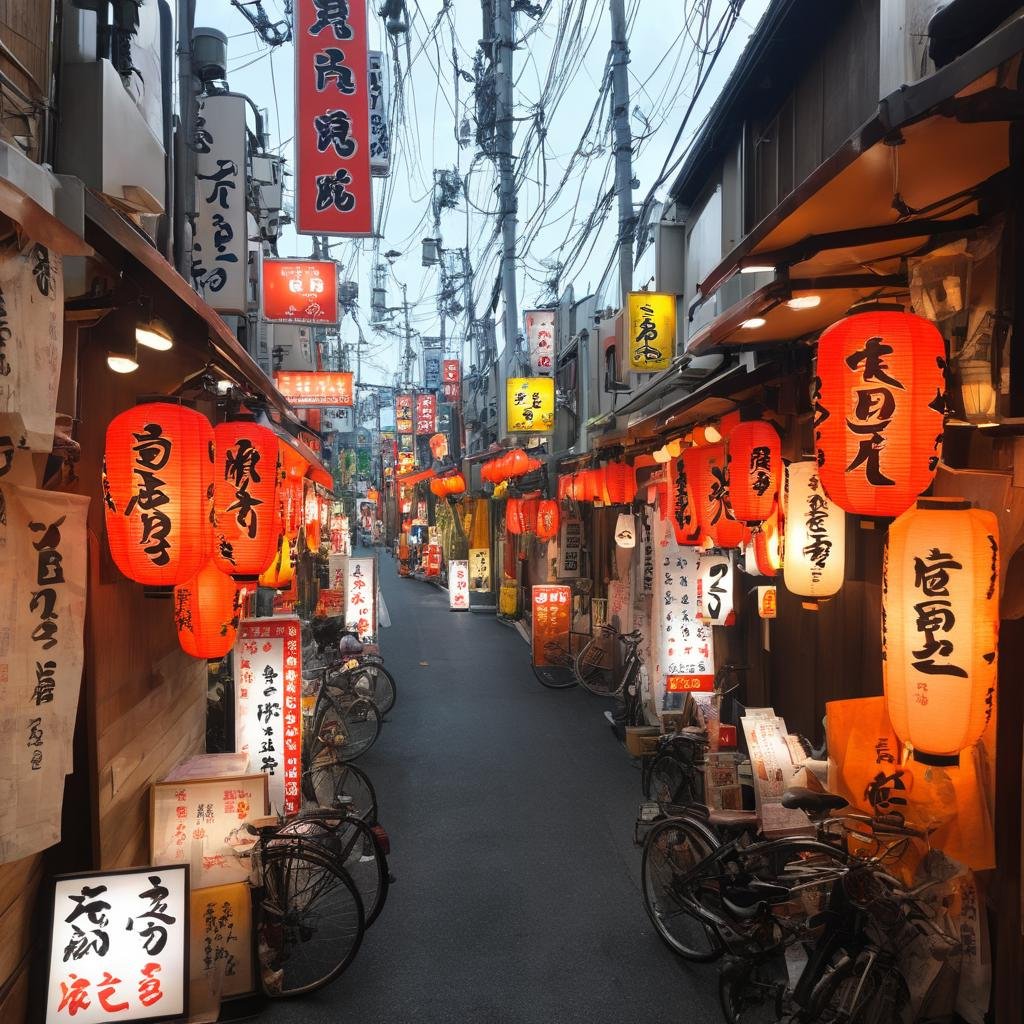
<box><xmin>574</xmin><ymin>626</ymin><xmax>649</xmax><ymax>728</ymax></box>
<box><xmin>304</xmin><ymin>664</ymin><xmax>383</xmax><ymax>764</ymax></box>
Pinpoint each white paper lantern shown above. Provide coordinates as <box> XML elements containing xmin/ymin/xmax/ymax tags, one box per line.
<box><xmin>697</xmin><ymin>551</ymin><xmax>734</xmax><ymax>625</ymax></box>
<box><xmin>783</xmin><ymin>461</ymin><xmax>845</xmax><ymax>599</ymax></box>
<box><xmin>615</xmin><ymin>512</ymin><xmax>636</xmax><ymax>548</ymax></box>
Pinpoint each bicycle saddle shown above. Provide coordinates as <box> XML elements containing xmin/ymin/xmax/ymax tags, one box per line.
<box><xmin>706</xmin><ymin>808</ymin><xmax>759</xmax><ymax>832</ymax></box>
<box><xmin>781</xmin><ymin>787</ymin><xmax>848</xmax><ymax>814</ymax></box>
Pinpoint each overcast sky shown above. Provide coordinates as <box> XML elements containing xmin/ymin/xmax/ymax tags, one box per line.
<box><xmin>203</xmin><ymin>0</ymin><xmax>770</xmax><ymax>388</ymax></box>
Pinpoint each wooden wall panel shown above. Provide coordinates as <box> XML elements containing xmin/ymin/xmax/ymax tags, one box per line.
<box><xmin>0</xmin><ymin>854</ymin><xmax>43</xmax><ymax>1018</ymax></box>
<box><xmin>0</xmin><ymin>0</ymin><xmax>53</xmax><ymax>161</ymax></box>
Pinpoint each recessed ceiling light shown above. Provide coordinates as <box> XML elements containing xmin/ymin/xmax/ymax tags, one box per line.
<box><xmin>740</xmin><ymin>317</ymin><xmax>767</xmax><ymax>329</ymax></box>
<box><xmin>787</xmin><ymin>295</ymin><xmax>821</xmax><ymax>310</ymax></box>
<box><xmin>741</xmin><ymin>264</ymin><xmax>774</xmax><ymax>274</ymax></box>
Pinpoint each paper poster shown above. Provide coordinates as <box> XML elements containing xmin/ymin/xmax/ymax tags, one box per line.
<box><xmin>0</xmin><ymin>240</ymin><xmax>63</xmax><ymax>453</ymax></box>
<box><xmin>741</xmin><ymin>709</ymin><xmax>809</xmax><ymax>836</ymax></box>
<box><xmin>449</xmin><ymin>560</ymin><xmax>470</xmax><ymax>610</ymax></box>
<box><xmin>0</xmin><ymin>484</ymin><xmax>89</xmax><ymax>864</ymax></box>
<box><xmin>233</xmin><ymin>617</ymin><xmax>302</xmax><ymax>816</ymax></box>
<box><xmin>531</xmin><ymin>585</ymin><xmax>571</xmax><ymax>667</ymax></box>
<box><xmin>45</xmin><ymin>865</ymin><xmax>189</xmax><ymax>1022</ymax></box>
<box><xmin>190</xmin><ymin>882</ymin><xmax>254</xmax><ymax>998</ymax></box>
<box><xmin>150</xmin><ymin>773</ymin><xmax>268</xmax><ymax>885</ymax></box>
<box><xmin>651</xmin><ymin>513</ymin><xmax>715</xmax><ymax>710</ymax></box>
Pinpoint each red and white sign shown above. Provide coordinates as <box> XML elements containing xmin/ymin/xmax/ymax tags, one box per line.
<box><xmin>449</xmin><ymin>560</ymin><xmax>470</xmax><ymax>610</ymax></box>
<box><xmin>295</xmin><ymin>0</ymin><xmax>372</xmax><ymax>235</ymax></box>
<box><xmin>395</xmin><ymin>394</ymin><xmax>413</xmax><ymax>433</ymax></box>
<box><xmin>665</xmin><ymin>674</ymin><xmax>714</xmax><ymax>693</ymax></box>
<box><xmin>46</xmin><ymin>865</ymin><xmax>189</xmax><ymax>1022</ymax></box>
<box><xmin>263</xmin><ymin>259</ymin><xmax>339</xmax><ymax>324</ymax></box>
<box><xmin>344</xmin><ymin>556</ymin><xmax>377</xmax><ymax>642</ymax></box>
<box><xmin>524</xmin><ymin>309</ymin><xmax>555</xmax><ymax>375</ymax></box>
<box><xmin>415</xmin><ymin>393</ymin><xmax>437</xmax><ymax>435</ymax></box>
<box><xmin>233</xmin><ymin>617</ymin><xmax>302</xmax><ymax>816</ymax></box>
<box><xmin>275</xmin><ymin>371</ymin><xmax>353</xmax><ymax>407</ymax></box>
<box><xmin>442</xmin><ymin>359</ymin><xmax>461</xmax><ymax>402</ymax></box>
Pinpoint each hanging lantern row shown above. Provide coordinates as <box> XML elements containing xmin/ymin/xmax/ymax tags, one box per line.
<box><xmin>557</xmin><ymin>462</ymin><xmax>636</xmax><ymax>506</ymax></box>
<box><xmin>482</xmin><ymin>448</ymin><xmax>542</xmax><ymax>484</ymax></box>
<box><xmin>727</xmin><ymin>420</ymin><xmax>782</xmax><ymax>523</ymax></box>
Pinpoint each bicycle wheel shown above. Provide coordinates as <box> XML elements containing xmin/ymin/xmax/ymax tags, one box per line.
<box><xmin>806</xmin><ymin>951</ymin><xmax>909</xmax><ymax>1024</ymax></box>
<box><xmin>302</xmin><ymin>757</ymin><xmax>379</xmax><ymax>823</ymax></box>
<box><xmin>349</xmin><ymin>663</ymin><xmax>397</xmax><ymax>716</ymax></box>
<box><xmin>258</xmin><ymin>843</ymin><xmax>365</xmax><ymax>997</ymax></box>
<box><xmin>719</xmin><ymin>954</ymin><xmax>787</xmax><ymax>1023</ymax></box>
<box><xmin>646</xmin><ymin>754</ymin><xmax>688</xmax><ymax>804</ymax></box>
<box><xmin>641</xmin><ymin>815</ymin><xmax>724</xmax><ymax>962</ymax></box>
<box><xmin>575</xmin><ymin>632</ymin><xmax>620</xmax><ymax>697</ymax></box>
<box><xmin>275</xmin><ymin>815</ymin><xmax>389</xmax><ymax>928</ymax></box>
<box><xmin>315</xmin><ymin>696</ymin><xmax>380</xmax><ymax>761</ymax></box>
<box><xmin>532</xmin><ymin>663</ymin><xmax>578</xmax><ymax>689</ymax></box>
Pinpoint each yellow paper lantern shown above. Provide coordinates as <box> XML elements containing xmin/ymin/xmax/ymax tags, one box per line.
<box><xmin>783</xmin><ymin>460</ymin><xmax>845</xmax><ymax>599</ymax></box>
<box><xmin>882</xmin><ymin>501</ymin><xmax>999</xmax><ymax>764</ymax></box>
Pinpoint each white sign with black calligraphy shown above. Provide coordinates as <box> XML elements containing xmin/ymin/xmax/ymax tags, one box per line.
<box><xmin>0</xmin><ymin>485</ymin><xmax>89</xmax><ymax>865</ymax></box>
<box><xmin>192</xmin><ymin>93</ymin><xmax>248</xmax><ymax>315</ymax></box>
<box><xmin>368</xmin><ymin>50</ymin><xmax>391</xmax><ymax>177</ymax></box>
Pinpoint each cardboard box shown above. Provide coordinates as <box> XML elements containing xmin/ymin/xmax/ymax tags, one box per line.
<box><xmin>625</xmin><ymin>726</ymin><xmax>660</xmax><ymax>757</ymax></box>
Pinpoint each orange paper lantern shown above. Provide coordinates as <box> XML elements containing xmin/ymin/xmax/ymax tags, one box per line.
<box><xmin>535</xmin><ymin>499</ymin><xmax>560</xmax><ymax>540</ymax></box>
<box><xmin>882</xmin><ymin>501</ymin><xmax>999</xmax><ymax>764</ymax></box>
<box><xmin>444</xmin><ymin>473</ymin><xmax>467</xmax><ymax>495</ymax></box>
<box><xmin>304</xmin><ymin>481</ymin><xmax>321</xmax><ymax>551</ymax></box>
<box><xmin>682</xmin><ymin>443</ymin><xmax>747</xmax><ymax>548</ymax></box>
<box><xmin>727</xmin><ymin>421</ymin><xmax>781</xmax><ymax>522</ymax></box>
<box><xmin>814</xmin><ymin>310</ymin><xmax>945</xmax><ymax>518</ymax></box>
<box><xmin>173</xmin><ymin>558</ymin><xmax>242</xmax><ymax>659</ymax></box>
<box><xmin>752</xmin><ymin>503</ymin><xmax>782</xmax><ymax>576</ymax></box>
<box><xmin>212</xmin><ymin>419</ymin><xmax>280</xmax><ymax>581</ymax></box>
<box><xmin>604</xmin><ymin>462</ymin><xmax>636</xmax><ymax>505</ymax></box>
<box><xmin>103</xmin><ymin>401</ymin><xmax>214</xmax><ymax>588</ymax></box>
<box><xmin>506</xmin><ymin>498</ymin><xmax>524</xmax><ymax>535</ymax></box>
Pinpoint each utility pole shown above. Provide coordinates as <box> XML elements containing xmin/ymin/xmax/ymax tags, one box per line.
<box><xmin>401</xmin><ymin>282</ymin><xmax>414</xmax><ymax>384</ymax></box>
<box><xmin>609</xmin><ymin>0</ymin><xmax>635</xmax><ymax>302</ymax></box>
<box><xmin>494</xmin><ymin>0</ymin><xmax>519</xmax><ymax>366</ymax></box>
<box><xmin>174</xmin><ymin>0</ymin><xmax>197</xmax><ymax>276</ymax></box>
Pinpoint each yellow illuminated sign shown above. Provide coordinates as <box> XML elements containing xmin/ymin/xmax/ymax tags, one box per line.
<box><xmin>627</xmin><ymin>291</ymin><xmax>676</xmax><ymax>372</ymax></box>
<box><xmin>506</xmin><ymin>377</ymin><xmax>555</xmax><ymax>433</ymax></box>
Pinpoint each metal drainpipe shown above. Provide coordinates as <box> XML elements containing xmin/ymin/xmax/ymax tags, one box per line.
<box><xmin>577</xmin><ymin>328</ymin><xmax>590</xmax><ymax>455</ymax></box>
<box><xmin>157</xmin><ymin>0</ymin><xmax>174</xmax><ymax>260</ymax></box>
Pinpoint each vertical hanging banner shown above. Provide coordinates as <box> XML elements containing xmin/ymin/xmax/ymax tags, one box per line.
<box><xmin>233</xmin><ymin>617</ymin><xmax>302</xmax><ymax>816</ymax></box>
<box><xmin>652</xmin><ymin>513</ymin><xmax>715</xmax><ymax>704</ymax></box>
<box><xmin>627</xmin><ymin>292</ymin><xmax>675</xmax><ymax>372</ymax></box>
<box><xmin>442</xmin><ymin>359</ymin><xmax>461</xmax><ymax>402</ymax></box>
<box><xmin>421</xmin><ymin>343</ymin><xmax>443</xmax><ymax>390</ymax></box>
<box><xmin>367</xmin><ymin>50</ymin><xmax>391</xmax><ymax>176</ymax></box>
<box><xmin>395</xmin><ymin>393</ymin><xmax>413</xmax><ymax>434</ymax></box>
<box><xmin>415</xmin><ymin>393</ymin><xmax>437</xmax><ymax>435</ymax></box>
<box><xmin>449</xmin><ymin>560</ymin><xmax>470</xmax><ymax>610</ymax></box>
<box><xmin>0</xmin><ymin>239</ymin><xmax>63</xmax><ymax>452</ymax></box>
<box><xmin>524</xmin><ymin>309</ymin><xmax>556</xmax><ymax>375</ymax></box>
<box><xmin>192</xmin><ymin>93</ymin><xmax>248</xmax><ymax>313</ymax></box>
<box><xmin>45</xmin><ymin>865</ymin><xmax>189</xmax><ymax>1023</ymax></box>
<box><xmin>556</xmin><ymin>517</ymin><xmax>582</xmax><ymax>578</ymax></box>
<box><xmin>0</xmin><ymin>485</ymin><xmax>89</xmax><ymax>865</ymax></box>
<box><xmin>531</xmin><ymin>585</ymin><xmax>572</xmax><ymax>666</ymax></box>
<box><xmin>295</xmin><ymin>0</ymin><xmax>372</xmax><ymax>235</ymax></box>
<box><xmin>344</xmin><ymin>556</ymin><xmax>377</xmax><ymax>641</ymax></box>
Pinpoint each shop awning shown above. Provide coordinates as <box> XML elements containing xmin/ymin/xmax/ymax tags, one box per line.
<box><xmin>0</xmin><ymin>176</ymin><xmax>92</xmax><ymax>256</ymax></box>
<box><xmin>686</xmin><ymin>10</ymin><xmax>1024</xmax><ymax>355</ymax></box>
<box><xmin>398</xmin><ymin>467</ymin><xmax>436</xmax><ymax>488</ymax></box>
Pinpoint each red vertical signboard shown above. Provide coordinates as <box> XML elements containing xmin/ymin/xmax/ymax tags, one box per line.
<box><xmin>295</xmin><ymin>0</ymin><xmax>373</xmax><ymax>235</ymax></box>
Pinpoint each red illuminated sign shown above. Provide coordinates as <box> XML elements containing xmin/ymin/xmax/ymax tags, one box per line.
<box><xmin>295</xmin><ymin>0</ymin><xmax>372</xmax><ymax>235</ymax></box>
<box><xmin>442</xmin><ymin>359</ymin><xmax>461</xmax><ymax>402</ymax></box>
<box><xmin>415</xmin><ymin>393</ymin><xmax>437</xmax><ymax>435</ymax></box>
<box><xmin>263</xmin><ymin>259</ymin><xmax>339</xmax><ymax>324</ymax></box>
<box><xmin>665</xmin><ymin>674</ymin><xmax>714</xmax><ymax>693</ymax></box>
<box><xmin>275</xmin><ymin>371</ymin><xmax>354</xmax><ymax>407</ymax></box>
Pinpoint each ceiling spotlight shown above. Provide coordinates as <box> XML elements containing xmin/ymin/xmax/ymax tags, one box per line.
<box><xmin>135</xmin><ymin>316</ymin><xmax>173</xmax><ymax>351</ymax></box>
<box><xmin>786</xmin><ymin>295</ymin><xmax>821</xmax><ymax>310</ymax></box>
<box><xmin>107</xmin><ymin>350</ymin><xmax>139</xmax><ymax>374</ymax></box>
<box><xmin>740</xmin><ymin>317</ymin><xmax>767</xmax><ymax>329</ymax></box>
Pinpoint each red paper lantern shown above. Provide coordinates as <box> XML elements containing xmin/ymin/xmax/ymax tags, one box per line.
<box><xmin>510</xmin><ymin>448</ymin><xmax>529</xmax><ymax>476</ymax></box>
<box><xmin>583</xmin><ymin>467</ymin><xmax>605</xmax><ymax>503</ymax></box>
<box><xmin>103</xmin><ymin>401</ymin><xmax>214</xmax><ymax>588</ymax></box>
<box><xmin>558</xmin><ymin>475</ymin><xmax>571</xmax><ymax>501</ymax></box>
<box><xmin>304</xmin><ymin>481</ymin><xmax>321</xmax><ymax>551</ymax></box>
<box><xmin>173</xmin><ymin>559</ymin><xmax>242</xmax><ymax>659</ymax></box>
<box><xmin>815</xmin><ymin>310</ymin><xmax>945</xmax><ymax>518</ymax></box>
<box><xmin>430</xmin><ymin>478</ymin><xmax>446</xmax><ymax>497</ymax></box>
<box><xmin>728</xmin><ymin>421</ymin><xmax>781</xmax><ymax>522</ymax></box>
<box><xmin>506</xmin><ymin>498</ymin><xmax>524</xmax><ymax>535</ymax></box>
<box><xmin>604</xmin><ymin>462</ymin><xmax>636</xmax><ymax>505</ymax></box>
<box><xmin>212</xmin><ymin>419</ymin><xmax>280</xmax><ymax>581</ymax></box>
<box><xmin>520</xmin><ymin>496</ymin><xmax>539</xmax><ymax>534</ymax></box>
<box><xmin>666</xmin><ymin>454</ymin><xmax>702</xmax><ymax>545</ymax></box>
<box><xmin>752</xmin><ymin>503</ymin><xmax>781</xmax><ymax>576</ymax></box>
<box><xmin>683</xmin><ymin>443</ymin><xmax>747</xmax><ymax>548</ymax></box>
<box><xmin>535</xmin><ymin>499</ymin><xmax>560</xmax><ymax>540</ymax></box>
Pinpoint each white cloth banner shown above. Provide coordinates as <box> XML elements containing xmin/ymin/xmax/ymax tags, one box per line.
<box><xmin>0</xmin><ymin>239</ymin><xmax>63</xmax><ymax>452</ymax></box>
<box><xmin>0</xmin><ymin>483</ymin><xmax>89</xmax><ymax>864</ymax></box>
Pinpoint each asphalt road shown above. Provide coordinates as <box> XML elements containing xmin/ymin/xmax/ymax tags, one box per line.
<box><xmin>261</xmin><ymin>549</ymin><xmax>721</xmax><ymax>1023</ymax></box>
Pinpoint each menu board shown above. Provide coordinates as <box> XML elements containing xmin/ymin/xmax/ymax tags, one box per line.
<box><xmin>343</xmin><ymin>556</ymin><xmax>377</xmax><ymax>642</ymax></box>
<box><xmin>531</xmin><ymin>585</ymin><xmax>571</xmax><ymax>666</ymax></box>
<box><xmin>189</xmin><ymin>882</ymin><xmax>254</xmax><ymax>999</ymax></box>
<box><xmin>233</xmin><ymin>617</ymin><xmax>302</xmax><ymax>816</ymax></box>
<box><xmin>652</xmin><ymin>513</ymin><xmax>715</xmax><ymax>709</ymax></box>
<box><xmin>449</xmin><ymin>560</ymin><xmax>470</xmax><ymax>610</ymax></box>
<box><xmin>45</xmin><ymin>865</ymin><xmax>188</xmax><ymax>1023</ymax></box>
<box><xmin>740</xmin><ymin>708</ymin><xmax>810</xmax><ymax>836</ymax></box>
<box><xmin>150</xmin><ymin>772</ymin><xmax>268</xmax><ymax>885</ymax></box>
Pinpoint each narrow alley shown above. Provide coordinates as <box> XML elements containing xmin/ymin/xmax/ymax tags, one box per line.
<box><xmin>264</xmin><ymin>550</ymin><xmax>721</xmax><ymax>1024</ymax></box>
